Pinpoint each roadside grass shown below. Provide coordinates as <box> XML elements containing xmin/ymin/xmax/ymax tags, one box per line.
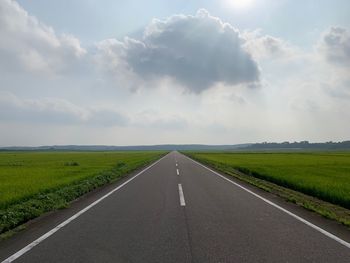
<box><xmin>185</xmin><ymin>152</ymin><xmax>350</xmax><ymax>227</ymax></box>
<box><xmin>0</xmin><ymin>151</ymin><xmax>165</xmax><ymax>235</ymax></box>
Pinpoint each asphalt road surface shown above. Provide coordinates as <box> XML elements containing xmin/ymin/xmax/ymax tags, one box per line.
<box><xmin>1</xmin><ymin>151</ymin><xmax>350</xmax><ymax>262</ymax></box>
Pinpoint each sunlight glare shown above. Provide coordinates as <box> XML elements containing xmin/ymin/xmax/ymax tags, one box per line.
<box><xmin>226</xmin><ymin>0</ymin><xmax>255</xmax><ymax>10</ymax></box>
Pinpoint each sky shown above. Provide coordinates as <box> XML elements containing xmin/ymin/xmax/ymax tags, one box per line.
<box><xmin>0</xmin><ymin>0</ymin><xmax>350</xmax><ymax>146</ymax></box>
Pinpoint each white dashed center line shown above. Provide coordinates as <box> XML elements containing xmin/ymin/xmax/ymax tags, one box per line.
<box><xmin>178</xmin><ymin>184</ymin><xmax>186</xmax><ymax>206</ymax></box>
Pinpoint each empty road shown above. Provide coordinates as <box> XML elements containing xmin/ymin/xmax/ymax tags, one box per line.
<box><xmin>1</xmin><ymin>151</ymin><xmax>350</xmax><ymax>262</ymax></box>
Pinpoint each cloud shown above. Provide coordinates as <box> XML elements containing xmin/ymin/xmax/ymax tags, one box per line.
<box><xmin>0</xmin><ymin>92</ymin><xmax>187</xmax><ymax>129</ymax></box>
<box><xmin>0</xmin><ymin>92</ymin><xmax>88</xmax><ymax>123</ymax></box>
<box><xmin>131</xmin><ymin>109</ymin><xmax>188</xmax><ymax>130</ymax></box>
<box><xmin>318</xmin><ymin>26</ymin><xmax>350</xmax><ymax>67</ymax></box>
<box><xmin>243</xmin><ymin>30</ymin><xmax>297</xmax><ymax>60</ymax></box>
<box><xmin>96</xmin><ymin>9</ymin><xmax>260</xmax><ymax>93</ymax></box>
<box><xmin>0</xmin><ymin>2</ymin><xmax>260</xmax><ymax>92</ymax></box>
<box><xmin>88</xmin><ymin>109</ymin><xmax>129</xmax><ymax>127</ymax></box>
<box><xmin>0</xmin><ymin>92</ymin><xmax>128</xmax><ymax>126</ymax></box>
<box><xmin>0</xmin><ymin>0</ymin><xmax>86</xmax><ymax>74</ymax></box>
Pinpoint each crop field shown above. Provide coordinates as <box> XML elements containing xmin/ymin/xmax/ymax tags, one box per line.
<box><xmin>0</xmin><ymin>151</ymin><xmax>164</xmax><ymax>234</ymax></box>
<box><xmin>187</xmin><ymin>152</ymin><xmax>350</xmax><ymax>209</ymax></box>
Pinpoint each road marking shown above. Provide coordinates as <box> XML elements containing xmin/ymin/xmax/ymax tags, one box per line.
<box><xmin>176</xmin><ymin>163</ymin><xmax>178</xmax><ymax>167</ymax></box>
<box><xmin>1</xmin><ymin>154</ymin><xmax>169</xmax><ymax>263</ymax></box>
<box><xmin>178</xmin><ymin>184</ymin><xmax>186</xmax><ymax>206</ymax></box>
<box><xmin>185</xmin><ymin>155</ymin><xmax>350</xmax><ymax>249</ymax></box>
<box><xmin>176</xmin><ymin>168</ymin><xmax>180</xmax><ymax>175</ymax></box>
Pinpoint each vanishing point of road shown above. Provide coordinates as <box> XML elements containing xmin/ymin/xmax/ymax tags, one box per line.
<box><xmin>1</xmin><ymin>151</ymin><xmax>350</xmax><ymax>262</ymax></box>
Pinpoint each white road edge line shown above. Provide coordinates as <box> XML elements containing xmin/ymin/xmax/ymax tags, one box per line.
<box><xmin>178</xmin><ymin>184</ymin><xmax>186</xmax><ymax>206</ymax></box>
<box><xmin>185</xmin><ymin>155</ymin><xmax>350</xmax><ymax>249</ymax></box>
<box><xmin>1</xmin><ymin>154</ymin><xmax>169</xmax><ymax>263</ymax></box>
<box><xmin>176</xmin><ymin>168</ymin><xmax>180</xmax><ymax>175</ymax></box>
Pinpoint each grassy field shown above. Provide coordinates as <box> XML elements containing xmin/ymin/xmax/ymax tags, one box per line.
<box><xmin>0</xmin><ymin>151</ymin><xmax>165</xmax><ymax>234</ymax></box>
<box><xmin>186</xmin><ymin>152</ymin><xmax>350</xmax><ymax>210</ymax></box>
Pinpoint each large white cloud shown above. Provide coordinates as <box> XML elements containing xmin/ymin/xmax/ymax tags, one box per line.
<box><xmin>0</xmin><ymin>0</ymin><xmax>86</xmax><ymax>74</ymax></box>
<box><xmin>96</xmin><ymin>9</ymin><xmax>260</xmax><ymax>93</ymax></box>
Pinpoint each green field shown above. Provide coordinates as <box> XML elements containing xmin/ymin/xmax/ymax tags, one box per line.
<box><xmin>0</xmin><ymin>151</ymin><xmax>164</xmax><ymax>234</ymax></box>
<box><xmin>186</xmin><ymin>152</ymin><xmax>350</xmax><ymax>209</ymax></box>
